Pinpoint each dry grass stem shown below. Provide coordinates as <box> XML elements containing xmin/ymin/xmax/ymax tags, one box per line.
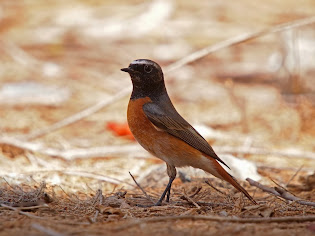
<box><xmin>31</xmin><ymin>223</ymin><xmax>65</xmax><ymax>236</ymax></box>
<box><xmin>286</xmin><ymin>165</ymin><xmax>304</xmax><ymax>186</ymax></box>
<box><xmin>129</xmin><ymin>172</ymin><xmax>155</xmax><ymax>204</ymax></box>
<box><xmin>205</xmin><ymin>180</ymin><xmax>227</xmax><ymax>196</ymax></box>
<box><xmin>0</xmin><ymin>203</ymin><xmax>49</xmax><ymax>211</ymax></box>
<box><xmin>63</xmin><ymin>170</ymin><xmax>123</xmax><ymax>185</ymax></box>
<box><xmin>180</xmin><ymin>190</ymin><xmax>201</xmax><ymax>209</ymax></box>
<box><xmin>24</xmin><ymin>87</ymin><xmax>132</xmax><ymax>140</ymax></box>
<box><xmin>114</xmin><ymin>214</ymin><xmax>315</xmax><ymax>231</ymax></box>
<box><xmin>165</xmin><ymin>16</ymin><xmax>315</xmax><ymax>72</ymax></box>
<box><xmin>1</xmin><ymin>204</ymin><xmax>48</xmax><ymax>220</ymax></box>
<box><xmin>246</xmin><ymin>178</ymin><xmax>315</xmax><ymax>207</ymax></box>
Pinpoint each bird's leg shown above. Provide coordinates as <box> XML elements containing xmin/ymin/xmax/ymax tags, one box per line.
<box><xmin>136</xmin><ymin>165</ymin><xmax>176</xmax><ymax>207</ymax></box>
<box><xmin>155</xmin><ymin>164</ymin><xmax>176</xmax><ymax>206</ymax></box>
<box><xmin>166</xmin><ymin>164</ymin><xmax>176</xmax><ymax>202</ymax></box>
<box><xmin>136</xmin><ymin>177</ymin><xmax>173</xmax><ymax>207</ymax></box>
<box><xmin>155</xmin><ymin>175</ymin><xmax>174</xmax><ymax>206</ymax></box>
<box><xmin>166</xmin><ymin>187</ymin><xmax>171</xmax><ymax>202</ymax></box>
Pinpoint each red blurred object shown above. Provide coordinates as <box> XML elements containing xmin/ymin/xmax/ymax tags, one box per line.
<box><xmin>106</xmin><ymin>122</ymin><xmax>135</xmax><ymax>140</ymax></box>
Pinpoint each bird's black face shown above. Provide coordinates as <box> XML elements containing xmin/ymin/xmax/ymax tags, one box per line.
<box><xmin>121</xmin><ymin>59</ymin><xmax>164</xmax><ymax>85</ymax></box>
<box><xmin>121</xmin><ymin>59</ymin><xmax>166</xmax><ymax>99</ymax></box>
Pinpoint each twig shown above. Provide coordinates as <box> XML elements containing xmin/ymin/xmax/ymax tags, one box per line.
<box><xmin>246</xmin><ymin>178</ymin><xmax>315</xmax><ymax>207</ymax></box>
<box><xmin>21</xmin><ymin>16</ymin><xmax>315</xmax><ymax>140</ymax></box>
<box><xmin>205</xmin><ymin>180</ymin><xmax>226</xmax><ymax>196</ymax></box>
<box><xmin>164</xmin><ymin>16</ymin><xmax>315</xmax><ymax>72</ymax></box>
<box><xmin>63</xmin><ymin>170</ymin><xmax>122</xmax><ymax>185</ymax></box>
<box><xmin>246</xmin><ymin>178</ymin><xmax>285</xmax><ymax>197</ymax></box>
<box><xmin>36</xmin><ymin>181</ymin><xmax>47</xmax><ymax>198</ymax></box>
<box><xmin>24</xmin><ymin>88</ymin><xmax>131</xmax><ymax>140</ymax></box>
<box><xmin>1</xmin><ymin>204</ymin><xmax>46</xmax><ymax>220</ymax></box>
<box><xmin>31</xmin><ymin>223</ymin><xmax>65</xmax><ymax>236</ymax></box>
<box><xmin>113</xmin><ymin>214</ymin><xmax>315</xmax><ymax>231</ymax></box>
<box><xmin>87</xmin><ymin>210</ymin><xmax>100</xmax><ymax>224</ymax></box>
<box><xmin>195</xmin><ymin>201</ymin><xmax>231</xmax><ymax>207</ymax></box>
<box><xmin>180</xmin><ymin>191</ymin><xmax>201</xmax><ymax>209</ymax></box>
<box><xmin>0</xmin><ymin>39</ymin><xmax>38</xmax><ymax>68</ymax></box>
<box><xmin>91</xmin><ymin>189</ymin><xmax>103</xmax><ymax>205</ymax></box>
<box><xmin>1</xmin><ymin>204</ymin><xmax>90</xmax><ymax>225</ymax></box>
<box><xmin>286</xmin><ymin>165</ymin><xmax>303</xmax><ymax>186</ymax></box>
<box><xmin>129</xmin><ymin>172</ymin><xmax>155</xmax><ymax>204</ymax></box>
<box><xmin>268</xmin><ymin>177</ymin><xmax>290</xmax><ymax>197</ymax></box>
<box><xmin>2</xmin><ymin>177</ymin><xmax>24</xmax><ymax>194</ymax></box>
<box><xmin>93</xmin><ymin>210</ymin><xmax>99</xmax><ymax>222</ymax></box>
<box><xmin>57</xmin><ymin>186</ymin><xmax>76</xmax><ymax>203</ymax></box>
<box><xmin>268</xmin><ymin>177</ymin><xmax>286</xmax><ymax>190</ymax></box>
<box><xmin>0</xmin><ymin>204</ymin><xmax>49</xmax><ymax>210</ymax></box>
<box><xmin>189</xmin><ymin>186</ymin><xmax>202</xmax><ymax>198</ymax></box>
<box><xmin>25</xmin><ymin>152</ymin><xmax>40</xmax><ymax>167</ymax></box>
<box><xmin>274</xmin><ymin>187</ymin><xmax>315</xmax><ymax>207</ymax></box>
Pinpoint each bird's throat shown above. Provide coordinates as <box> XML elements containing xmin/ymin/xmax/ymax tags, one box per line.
<box><xmin>130</xmin><ymin>82</ymin><xmax>167</xmax><ymax>100</ymax></box>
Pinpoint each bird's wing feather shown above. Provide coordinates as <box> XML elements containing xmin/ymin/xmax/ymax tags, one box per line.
<box><xmin>143</xmin><ymin>102</ymin><xmax>229</xmax><ymax>168</ymax></box>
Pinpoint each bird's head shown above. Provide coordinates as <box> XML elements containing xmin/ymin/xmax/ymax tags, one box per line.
<box><xmin>121</xmin><ymin>59</ymin><xmax>166</xmax><ymax>98</ymax></box>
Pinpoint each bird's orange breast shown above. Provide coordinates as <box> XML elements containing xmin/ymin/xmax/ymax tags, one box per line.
<box><xmin>127</xmin><ymin>97</ymin><xmax>204</xmax><ymax>167</ymax></box>
<box><xmin>127</xmin><ymin>97</ymin><xmax>157</xmax><ymax>154</ymax></box>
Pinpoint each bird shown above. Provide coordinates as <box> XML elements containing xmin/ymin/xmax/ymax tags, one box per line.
<box><xmin>121</xmin><ymin>59</ymin><xmax>257</xmax><ymax>206</ymax></box>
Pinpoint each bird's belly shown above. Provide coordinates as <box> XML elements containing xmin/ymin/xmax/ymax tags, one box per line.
<box><xmin>127</xmin><ymin>98</ymin><xmax>205</xmax><ymax>168</ymax></box>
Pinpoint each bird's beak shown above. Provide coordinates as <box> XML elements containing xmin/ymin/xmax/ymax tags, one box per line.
<box><xmin>121</xmin><ymin>67</ymin><xmax>131</xmax><ymax>73</ymax></box>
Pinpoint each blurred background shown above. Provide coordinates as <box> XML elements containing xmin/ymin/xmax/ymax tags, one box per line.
<box><xmin>0</xmin><ymin>0</ymin><xmax>314</xmax><ymax>192</ymax></box>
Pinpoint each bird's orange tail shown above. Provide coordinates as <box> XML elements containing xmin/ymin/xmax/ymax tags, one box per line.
<box><xmin>213</xmin><ymin>160</ymin><xmax>257</xmax><ymax>205</ymax></box>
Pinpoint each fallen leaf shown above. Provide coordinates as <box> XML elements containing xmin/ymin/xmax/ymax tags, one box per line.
<box><xmin>106</xmin><ymin>122</ymin><xmax>135</xmax><ymax>140</ymax></box>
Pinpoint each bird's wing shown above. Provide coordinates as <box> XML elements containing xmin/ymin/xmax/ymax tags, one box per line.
<box><xmin>142</xmin><ymin>102</ymin><xmax>229</xmax><ymax>168</ymax></box>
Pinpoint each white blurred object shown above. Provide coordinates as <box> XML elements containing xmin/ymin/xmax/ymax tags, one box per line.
<box><xmin>55</xmin><ymin>6</ymin><xmax>92</xmax><ymax>26</ymax></box>
<box><xmin>127</xmin><ymin>0</ymin><xmax>174</xmax><ymax>37</ymax></box>
<box><xmin>36</xmin><ymin>0</ymin><xmax>174</xmax><ymax>41</ymax></box>
<box><xmin>220</xmin><ymin>154</ymin><xmax>261</xmax><ymax>181</ymax></box>
<box><xmin>153</xmin><ymin>43</ymin><xmax>192</xmax><ymax>61</ymax></box>
<box><xmin>84</xmin><ymin>0</ymin><xmax>174</xmax><ymax>38</ymax></box>
<box><xmin>42</xmin><ymin>62</ymin><xmax>61</xmax><ymax>77</ymax></box>
<box><xmin>0</xmin><ymin>82</ymin><xmax>71</xmax><ymax>106</ymax></box>
<box><xmin>280</xmin><ymin>29</ymin><xmax>315</xmax><ymax>71</ymax></box>
<box><xmin>49</xmin><ymin>174</ymin><xmax>62</xmax><ymax>185</ymax></box>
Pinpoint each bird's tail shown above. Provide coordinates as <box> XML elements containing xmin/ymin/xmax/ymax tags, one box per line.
<box><xmin>209</xmin><ymin>158</ymin><xmax>257</xmax><ymax>205</ymax></box>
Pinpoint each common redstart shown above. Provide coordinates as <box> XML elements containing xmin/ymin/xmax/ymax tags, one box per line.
<box><xmin>121</xmin><ymin>59</ymin><xmax>256</xmax><ymax>206</ymax></box>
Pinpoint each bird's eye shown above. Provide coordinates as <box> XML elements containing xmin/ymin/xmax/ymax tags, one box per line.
<box><xmin>144</xmin><ymin>65</ymin><xmax>153</xmax><ymax>73</ymax></box>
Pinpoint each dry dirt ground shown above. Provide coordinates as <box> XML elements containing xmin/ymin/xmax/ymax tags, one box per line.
<box><xmin>0</xmin><ymin>0</ymin><xmax>315</xmax><ymax>235</ymax></box>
